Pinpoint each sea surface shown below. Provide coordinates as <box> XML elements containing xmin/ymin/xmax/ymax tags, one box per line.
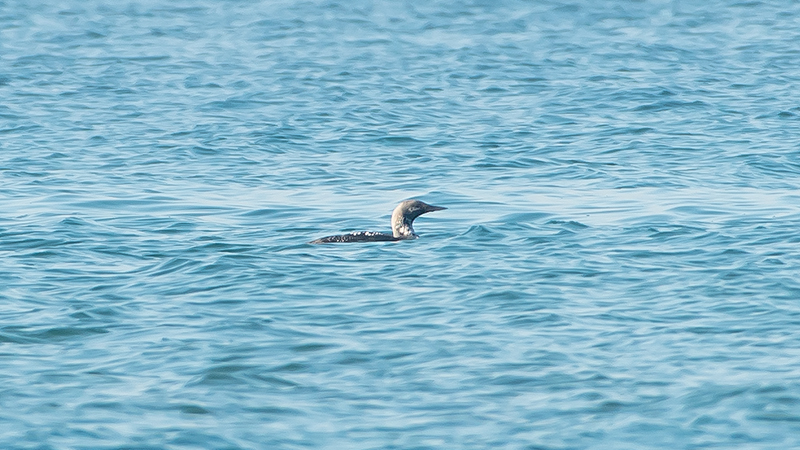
<box><xmin>3</xmin><ymin>0</ymin><xmax>800</xmax><ymax>448</ymax></box>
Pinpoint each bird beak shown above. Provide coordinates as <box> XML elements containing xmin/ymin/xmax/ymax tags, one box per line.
<box><xmin>425</xmin><ymin>205</ymin><xmax>447</xmax><ymax>212</ymax></box>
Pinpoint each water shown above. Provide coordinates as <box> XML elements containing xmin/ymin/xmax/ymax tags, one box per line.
<box><xmin>2</xmin><ymin>0</ymin><xmax>800</xmax><ymax>448</ymax></box>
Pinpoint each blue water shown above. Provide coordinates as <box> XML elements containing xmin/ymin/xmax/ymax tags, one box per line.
<box><xmin>3</xmin><ymin>0</ymin><xmax>800</xmax><ymax>448</ymax></box>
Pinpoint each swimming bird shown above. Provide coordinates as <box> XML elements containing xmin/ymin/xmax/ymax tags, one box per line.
<box><xmin>309</xmin><ymin>199</ymin><xmax>446</xmax><ymax>244</ymax></box>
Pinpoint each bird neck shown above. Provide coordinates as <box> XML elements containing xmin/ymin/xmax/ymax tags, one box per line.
<box><xmin>392</xmin><ymin>216</ymin><xmax>417</xmax><ymax>239</ymax></box>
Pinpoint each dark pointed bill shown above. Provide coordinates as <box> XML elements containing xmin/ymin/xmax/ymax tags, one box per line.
<box><xmin>424</xmin><ymin>204</ymin><xmax>447</xmax><ymax>212</ymax></box>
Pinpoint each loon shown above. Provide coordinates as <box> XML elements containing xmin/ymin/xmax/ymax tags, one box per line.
<box><xmin>309</xmin><ymin>199</ymin><xmax>446</xmax><ymax>244</ymax></box>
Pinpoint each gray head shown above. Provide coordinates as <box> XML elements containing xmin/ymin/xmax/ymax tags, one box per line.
<box><xmin>391</xmin><ymin>199</ymin><xmax>446</xmax><ymax>239</ymax></box>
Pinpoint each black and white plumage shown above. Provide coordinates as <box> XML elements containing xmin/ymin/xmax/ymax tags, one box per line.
<box><xmin>309</xmin><ymin>199</ymin><xmax>446</xmax><ymax>244</ymax></box>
